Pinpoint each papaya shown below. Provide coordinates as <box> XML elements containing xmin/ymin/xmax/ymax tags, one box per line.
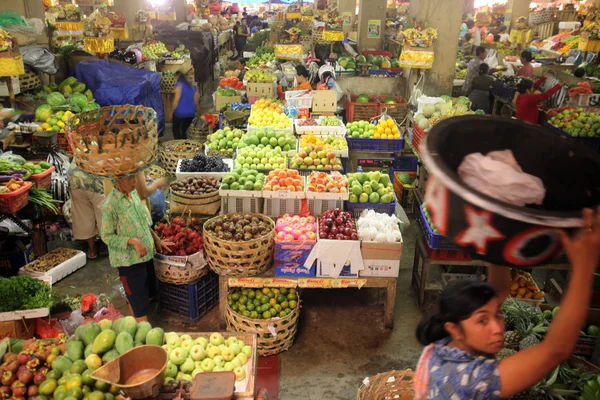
<box><xmin>115</xmin><ymin>332</ymin><xmax>134</xmax><ymax>355</ymax></box>
<box><xmin>145</xmin><ymin>328</ymin><xmax>164</xmax><ymax>346</ymax></box>
<box><xmin>84</xmin><ymin>89</ymin><xmax>94</xmax><ymax>102</ymax></box>
<box><xmin>101</xmin><ymin>349</ymin><xmax>120</xmax><ymax>364</ymax></box>
<box><xmin>62</xmin><ymin>85</ymin><xmax>73</xmax><ymax>95</ymax></box>
<box><xmin>79</xmin><ymin>322</ymin><xmax>101</xmax><ymax>347</ymax></box>
<box><xmin>119</xmin><ymin>316</ymin><xmax>137</xmax><ymax>338</ymax></box>
<box><xmin>98</xmin><ymin>319</ymin><xmax>112</xmax><ymax>331</ymax></box>
<box><xmin>134</xmin><ymin>322</ymin><xmax>152</xmax><ymax>345</ymax></box>
<box><xmin>52</xmin><ymin>356</ymin><xmax>74</xmax><ymax>374</ymax></box>
<box><xmin>92</xmin><ymin>330</ymin><xmax>116</xmax><ymax>355</ymax></box>
<box><xmin>66</xmin><ymin>340</ymin><xmax>85</xmax><ymax>362</ymax></box>
<box><xmin>72</xmin><ymin>83</ymin><xmax>86</xmax><ymax>93</ymax></box>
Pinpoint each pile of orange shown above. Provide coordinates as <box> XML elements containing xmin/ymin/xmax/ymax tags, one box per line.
<box><xmin>374</xmin><ymin>119</ymin><xmax>401</xmax><ymax>139</ymax></box>
<box><xmin>252</xmin><ymin>98</ymin><xmax>283</xmax><ymax>114</ymax></box>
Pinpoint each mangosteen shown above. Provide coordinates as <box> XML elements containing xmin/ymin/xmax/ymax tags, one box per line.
<box><xmin>10</xmin><ymin>382</ymin><xmax>25</xmax><ymax>397</ymax></box>
<box><xmin>231</xmin><ymin>215</ymin><xmax>240</xmax><ymax>224</ymax></box>
<box><xmin>223</xmin><ymin>232</ymin><xmax>233</xmax><ymax>241</ymax></box>
<box><xmin>250</xmin><ymin>225</ymin><xmax>258</xmax><ymax>235</ymax></box>
<box><xmin>243</xmin><ymin>232</ymin><xmax>253</xmax><ymax>241</ymax></box>
<box><xmin>215</xmin><ymin>219</ymin><xmax>223</xmax><ymax>226</ymax></box>
<box><xmin>26</xmin><ymin>386</ymin><xmax>38</xmax><ymax>397</ymax></box>
<box><xmin>222</xmin><ymin>222</ymin><xmax>230</xmax><ymax>232</ymax></box>
<box><xmin>0</xmin><ymin>386</ymin><xmax>10</xmax><ymax>398</ymax></box>
<box><xmin>4</xmin><ymin>361</ymin><xmax>18</xmax><ymax>374</ymax></box>
<box><xmin>16</xmin><ymin>367</ymin><xmax>32</xmax><ymax>385</ymax></box>
<box><xmin>243</xmin><ymin>214</ymin><xmax>252</xmax><ymax>221</ymax></box>
<box><xmin>1</xmin><ymin>371</ymin><xmax>15</xmax><ymax>386</ymax></box>
<box><xmin>234</xmin><ymin>232</ymin><xmax>244</xmax><ymax>241</ymax></box>
<box><xmin>243</xmin><ymin>225</ymin><xmax>252</xmax><ymax>233</ymax></box>
<box><xmin>251</xmin><ymin>217</ymin><xmax>259</xmax><ymax>224</ymax></box>
<box><xmin>15</xmin><ymin>354</ymin><xmax>28</xmax><ymax>367</ymax></box>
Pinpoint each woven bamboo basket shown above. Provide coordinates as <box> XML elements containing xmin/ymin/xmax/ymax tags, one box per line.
<box><xmin>203</xmin><ymin>213</ymin><xmax>275</xmax><ymax>277</ymax></box>
<box><xmin>18</xmin><ymin>68</ymin><xmax>41</xmax><ymax>92</ymax></box>
<box><xmin>66</xmin><ymin>105</ymin><xmax>158</xmax><ymax>177</ymax></box>
<box><xmin>357</xmin><ymin>370</ymin><xmax>415</xmax><ymax>400</ymax></box>
<box><xmin>161</xmin><ymin>75</ymin><xmax>178</xmax><ymax>93</ymax></box>
<box><xmin>225</xmin><ymin>297</ymin><xmax>300</xmax><ymax>356</ymax></box>
<box><xmin>187</xmin><ymin>118</ymin><xmax>212</xmax><ymax>143</ymax></box>
<box><xmin>154</xmin><ymin>251</ymin><xmax>208</xmax><ymax>285</ymax></box>
<box><xmin>146</xmin><ymin>165</ymin><xmax>169</xmax><ymax>181</ymax></box>
<box><xmin>299</xmin><ymin>35</ymin><xmax>313</xmax><ymax>52</ymax></box>
<box><xmin>9</xmin><ymin>31</ymin><xmax>36</xmax><ymax>46</ymax></box>
<box><xmin>170</xmin><ymin>189</ymin><xmax>220</xmax><ymax>215</ymax></box>
<box><xmin>159</xmin><ymin>139</ymin><xmax>204</xmax><ymax>175</ymax></box>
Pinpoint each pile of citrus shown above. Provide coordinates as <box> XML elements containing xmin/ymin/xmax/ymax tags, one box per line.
<box><xmin>227</xmin><ymin>287</ymin><xmax>299</xmax><ymax>320</ymax></box>
<box><xmin>248</xmin><ymin>99</ymin><xmax>291</xmax><ymax>129</ymax></box>
<box><xmin>374</xmin><ymin>119</ymin><xmax>401</xmax><ymax>139</ymax></box>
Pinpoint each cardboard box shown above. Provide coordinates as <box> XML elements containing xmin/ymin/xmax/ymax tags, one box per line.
<box><xmin>0</xmin><ymin>76</ymin><xmax>20</xmax><ymax>97</ymax></box>
<box><xmin>0</xmin><ymin>319</ymin><xmax>35</xmax><ymax>340</ymax></box>
<box><xmin>247</xmin><ymin>82</ymin><xmax>276</xmax><ymax>98</ymax></box>
<box><xmin>312</xmin><ymin>90</ymin><xmax>338</xmax><ymax>113</ymax></box>
<box><xmin>359</xmin><ymin>241</ymin><xmax>403</xmax><ymax>277</ymax></box>
<box><xmin>215</xmin><ymin>93</ymin><xmax>242</xmax><ymax>109</ymax></box>
<box><xmin>274</xmin><ymin>241</ymin><xmax>316</xmax><ymax>277</ymax></box>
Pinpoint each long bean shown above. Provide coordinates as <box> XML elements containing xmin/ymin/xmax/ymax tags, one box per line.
<box><xmin>28</xmin><ymin>188</ymin><xmax>61</xmax><ymax>214</ymax></box>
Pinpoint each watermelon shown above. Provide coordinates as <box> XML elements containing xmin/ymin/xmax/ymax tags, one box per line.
<box><xmin>391</xmin><ymin>60</ymin><xmax>400</xmax><ymax>68</ymax></box>
<box><xmin>398</xmin><ymin>172</ymin><xmax>415</xmax><ymax>185</ymax></box>
<box><xmin>383</xmin><ymin>97</ymin><xmax>396</xmax><ymax>104</ymax></box>
<box><xmin>356</xmin><ymin>94</ymin><xmax>370</xmax><ymax>103</ymax></box>
<box><xmin>35</xmin><ymin>104</ymin><xmax>53</xmax><ymax>122</ymax></box>
<box><xmin>373</xmin><ymin>56</ymin><xmax>383</xmax><ymax>67</ymax></box>
<box><xmin>356</xmin><ymin>55</ymin><xmax>367</xmax><ymax>64</ymax></box>
<box><xmin>47</xmin><ymin>92</ymin><xmax>67</xmax><ymax>107</ymax></box>
<box><xmin>70</xmin><ymin>93</ymin><xmax>89</xmax><ymax>109</ymax></box>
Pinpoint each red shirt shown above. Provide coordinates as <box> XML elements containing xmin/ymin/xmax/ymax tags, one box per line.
<box><xmin>515</xmin><ymin>77</ymin><xmax>561</xmax><ymax>124</ymax></box>
<box><xmin>516</xmin><ymin>63</ymin><xmax>534</xmax><ymax>78</ymax></box>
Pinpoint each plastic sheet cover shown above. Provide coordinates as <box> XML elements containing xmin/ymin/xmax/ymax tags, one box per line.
<box><xmin>72</xmin><ymin>59</ymin><xmax>165</xmax><ymax>135</ymax></box>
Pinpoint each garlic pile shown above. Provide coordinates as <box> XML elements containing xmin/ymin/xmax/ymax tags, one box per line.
<box><xmin>357</xmin><ymin>210</ymin><xmax>403</xmax><ymax>243</ymax></box>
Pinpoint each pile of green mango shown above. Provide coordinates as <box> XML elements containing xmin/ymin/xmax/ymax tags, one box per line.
<box><xmin>347</xmin><ymin>171</ymin><xmax>394</xmax><ymax>204</ymax></box>
<box><xmin>39</xmin><ymin>317</ymin><xmax>164</xmax><ymax>400</ymax></box>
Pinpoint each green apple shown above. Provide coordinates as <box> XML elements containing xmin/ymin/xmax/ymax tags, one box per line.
<box><xmin>213</xmin><ymin>366</ymin><xmax>225</xmax><ymax>372</ymax></box>
<box><xmin>221</xmin><ymin>347</ymin><xmax>235</xmax><ymax>362</ymax></box>
<box><xmin>231</xmin><ymin>357</ymin><xmax>242</xmax><ymax>368</ymax></box>
<box><xmin>191</xmin><ymin>368</ymin><xmax>203</xmax><ymax>378</ymax></box>
<box><xmin>180</xmin><ymin>334</ymin><xmax>193</xmax><ymax>342</ymax></box>
<box><xmin>190</xmin><ymin>345</ymin><xmax>207</xmax><ymax>362</ymax></box>
<box><xmin>194</xmin><ymin>336</ymin><xmax>208</xmax><ymax>349</ymax></box>
<box><xmin>237</xmin><ymin>340</ymin><xmax>245</xmax><ymax>348</ymax></box>
<box><xmin>181</xmin><ymin>374</ymin><xmax>192</xmax><ymax>382</ymax></box>
<box><xmin>180</xmin><ymin>358</ymin><xmax>195</xmax><ymax>374</ymax></box>
<box><xmin>165</xmin><ymin>362</ymin><xmax>177</xmax><ymax>378</ymax></box>
<box><xmin>207</xmin><ymin>345</ymin><xmax>221</xmax><ymax>358</ymax></box>
<box><xmin>165</xmin><ymin>332</ymin><xmax>181</xmax><ymax>348</ymax></box>
<box><xmin>235</xmin><ymin>353</ymin><xmax>248</xmax><ymax>366</ymax></box>
<box><xmin>229</xmin><ymin>343</ymin><xmax>241</xmax><ymax>356</ymax></box>
<box><xmin>226</xmin><ymin>337</ymin><xmax>238</xmax><ymax>347</ymax></box>
<box><xmin>224</xmin><ymin>362</ymin><xmax>235</xmax><ymax>371</ymax></box>
<box><xmin>201</xmin><ymin>358</ymin><xmax>215</xmax><ymax>372</ymax></box>
<box><xmin>234</xmin><ymin>367</ymin><xmax>246</xmax><ymax>381</ymax></box>
<box><xmin>180</xmin><ymin>339</ymin><xmax>194</xmax><ymax>352</ymax></box>
<box><xmin>176</xmin><ymin>371</ymin><xmax>184</xmax><ymax>380</ymax></box>
<box><xmin>242</xmin><ymin>346</ymin><xmax>252</xmax><ymax>358</ymax></box>
<box><xmin>213</xmin><ymin>356</ymin><xmax>225</xmax><ymax>368</ymax></box>
<box><xmin>169</xmin><ymin>348</ymin><xmax>188</xmax><ymax>365</ymax></box>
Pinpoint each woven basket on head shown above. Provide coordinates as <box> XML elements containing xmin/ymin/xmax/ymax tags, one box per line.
<box><xmin>225</xmin><ymin>297</ymin><xmax>300</xmax><ymax>356</ymax></box>
<box><xmin>160</xmin><ymin>75</ymin><xmax>178</xmax><ymax>93</ymax></box>
<box><xmin>18</xmin><ymin>68</ymin><xmax>41</xmax><ymax>92</ymax></box>
<box><xmin>187</xmin><ymin>118</ymin><xmax>212</xmax><ymax>143</ymax></box>
<box><xmin>203</xmin><ymin>213</ymin><xmax>275</xmax><ymax>277</ymax></box>
<box><xmin>170</xmin><ymin>189</ymin><xmax>220</xmax><ymax>215</ymax></box>
<box><xmin>357</xmin><ymin>370</ymin><xmax>415</xmax><ymax>400</ymax></box>
<box><xmin>66</xmin><ymin>105</ymin><xmax>158</xmax><ymax>177</ymax></box>
<box><xmin>159</xmin><ymin>139</ymin><xmax>203</xmax><ymax>175</ymax></box>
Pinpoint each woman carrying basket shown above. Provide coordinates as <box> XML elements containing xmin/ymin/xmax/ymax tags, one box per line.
<box><xmin>413</xmin><ymin>208</ymin><xmax>600</xmax><ymax>399</ymax></box>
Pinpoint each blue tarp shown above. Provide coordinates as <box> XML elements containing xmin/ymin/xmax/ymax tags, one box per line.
<box><xmin>72</xmin><ymin>59</ymin><xmax>165</xmax><ymax>135</ymax></box>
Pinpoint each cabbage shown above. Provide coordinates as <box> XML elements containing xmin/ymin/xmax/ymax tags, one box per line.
<box><xmin>440</xmin><ymin>95</ymin><xmax>452</xmax><ymax>103</ymax></box>
<box><xmin>453</xmin><ymin>104</ymin><xmax>469</xmax><ymax>115</ymax></box>
<box><xmin>456</xmin><ymin>96</ymin><xmax>471</xmax><ymax>106</ymax></box>
<box><xmin>435</xmin><ymin>102</ymin><xmax>450</xmax><ymax>113</ymax></box>
<box><xmin>35</xmin><ymin>104</ymin><xmax>53</xmax><ymax>122</ymax></box>
<box><xmin>422</xmin><ymin>104</ymin><xmax>436</xmax><ymax>118</ymax></box>
<box><xmin>47</xmin><ymin>92</ymin><xmax>66</xmax><ymax>107</ymax></box>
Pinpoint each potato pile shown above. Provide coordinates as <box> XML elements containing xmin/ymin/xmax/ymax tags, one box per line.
<box><xmin>170</xmin><ymin>177</ymin><xmax>220</xmax><ymax>196</ymax></box>
<box><xmin>510</xmin><ymin>269</ymin><xmax>545</xmax><ymax>300</ymax></box>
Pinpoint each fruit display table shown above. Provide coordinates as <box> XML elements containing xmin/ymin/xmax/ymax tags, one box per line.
<box><xmin>218</xmin><ymin>267</ymin><xmax>398</xmax><ymax>329</ymax></box>
<box><xmin>411</xmin><ymin>235</ymin><xmax>571</xmax><ymax>309</ymax></box>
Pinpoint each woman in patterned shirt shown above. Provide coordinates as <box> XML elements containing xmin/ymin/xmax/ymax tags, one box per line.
<box><xmin>414</xmin><ymin>208</ymin><xmax>600</xmax><ymax>400</ymax></box>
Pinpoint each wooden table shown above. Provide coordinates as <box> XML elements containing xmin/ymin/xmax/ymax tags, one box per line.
<box><xmin>411</xmin><ymin>235</ymin><xmax>571</xmax><ymax>309</ymax></box>
<box><xmin>219</xmin><ymin>268</ymin><xmax>399</xmax><ymax>329</ymax></box>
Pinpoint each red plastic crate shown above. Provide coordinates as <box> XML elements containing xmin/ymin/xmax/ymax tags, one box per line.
<box><xmin>375</xmin><ymin>96</ymin><xmax>409</xmax><ymax>123</ymax></box>
<box><xmin>346</xmin><ymin>94</ymin><xmax>380</xmax><ymax>122</ymax></box>
<box><xmin>57</xmin><ymin>132</ymin><xmax>73</xmax><ymax>153</ymax></box>
<box><xmin>362</xmin><ymin>50</ymin><xmax>393</xmax><ymax>58</ymax></box>
<box><xmin>411</xmin><ymin>123</ymin><xmax>428</xmax><ymax>156</ymax></box>
<box><xmin>427</xmin><ymin>248</ymin><xmax>472</xmax><ymax>261</ymax></box>
<box><xmin>0</xmin><ymin>181</ymin><xmax>32</xmax><ymax>214</ymax></box>
<box><xmin>29</xmin><ymin>166</ymin><xmax>55</xmax><ymax>189</ymax></box>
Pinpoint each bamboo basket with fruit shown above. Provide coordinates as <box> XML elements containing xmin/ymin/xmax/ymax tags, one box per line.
<box><xmin>509</xmin><ymin>269</ymin><xmax>545</xmax><ymax>302</ymax></box>
<box><xmin>357</xmin><ymin>369</ymin><xmax>414</xmax><ymax>400</ymax></box>
<box><xmin>66</xmin><ymin>105</ymin><xmax>158</xmax><ymax>177</ymax></box>
<box><xmin>203</xmin><ymin>213</ymin><xmax>275</xmax><ymax>277</ymax></box>
<box><xmin>170</xmin><ymin>177</ymin><xmax>221</xmax><ymax>215</ymax></box>
<box><xmin>159</xmin><ymin>139</ymin><xmax>204</xmax><ymax>175</ymax></box>
<box><xmin>225</xmin><ymin>287</ymin><xmax>300</xmax><ymax>356</ymax></box>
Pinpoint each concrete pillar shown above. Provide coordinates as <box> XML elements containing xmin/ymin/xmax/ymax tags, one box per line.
<box><xmin>337</xmin><ymin>0</ymin><xmax>355</xmax><ymax>34</ymax></box>
<box><xmin>409</xmin><ymin>0</ymin><xmax>463</xmax><ymax>96</ymax></box>
<box><xmin>357</xmin><ymin>0</ymin><xmax>386</xmax><ymax>51</ymax></box>
<box><xmin>506</xmin><ymin>0</ymin><xmax>531</xmax><ymax>30</ymax></box>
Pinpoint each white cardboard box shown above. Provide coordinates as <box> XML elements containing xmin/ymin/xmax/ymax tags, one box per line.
<box><xmin>359</xmin><ymin>240</ymin><xmax>403</xmax><ymax>278</ymax></box>
<box><xmin>19</xmin><ymin>251</ymin><xmax>86</xmax><ymax>284</ymax></box>
<box><xmin>304</xmin><ymin>239</ymin><xmax>364</xmax><ymax>278</ymax></box>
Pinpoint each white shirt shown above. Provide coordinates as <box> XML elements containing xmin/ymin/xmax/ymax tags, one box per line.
<box><xmin>474</xmin><ymin>27</ymin><xmax>481</xmax><ymax>46</ymax></box>
<box><xmin>499</xmin><ymin>33</ymin><xmax>509</xmax><ymax>42</ymax></box>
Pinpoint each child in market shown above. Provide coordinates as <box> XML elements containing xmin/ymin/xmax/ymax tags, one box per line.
<box><xmin>515</xmin><ymin>75</ymin><xmax>563</xmax><ymax>125</ymax></box>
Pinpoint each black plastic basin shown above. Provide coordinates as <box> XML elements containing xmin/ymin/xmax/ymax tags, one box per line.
<box><xmin>421</xmin><ymin>116</ymin><xmax>600</xmax><ymax>267</ymax></box>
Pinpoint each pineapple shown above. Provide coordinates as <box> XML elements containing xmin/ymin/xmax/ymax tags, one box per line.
<box><xmin>519</xmin><ymin>334</ymin><xmax>540</xmax><ymax>350</ymax></box>
<box><xmin>497</xmin><ymin>348</ymin><xmax>516</xmax><ymax>359</ymax></box>
<box><xmin>503</xmin><ymin>330</ymin><xmax>521</xmax><ymax>345</ymax></box>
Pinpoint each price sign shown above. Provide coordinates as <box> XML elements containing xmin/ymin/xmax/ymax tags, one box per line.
<box><xmin>357</xmin><ymin>158</ymin><xmax>394</xmax><ymax>168</ymax></box>
<box><xmin>228</xmin><ymin>278</ymin><xmax>264</xmax><ymax>288</ymax></box>
<box><xmin>297</xmin><ymin>278</ymin><xmax>332</xmax><ymax>288</ymax></box>
<box><xmin>277</xmin><ymin>190</ymin><xmax>291</xmax><ymax>199</ymax></box>
<box><xmin>263</xmin><ymin>278</ymin><xmax>297</xmax><ymax>288</ymax></box>
<box><xmin>331</xmin><ymin>279</ymin><xmax>367</xmax><ymax>288</ymax></box>
<box><xmin>578</xmin><ymin>94</ymin><xmax>600</xmax><ymax>107</ymax></box>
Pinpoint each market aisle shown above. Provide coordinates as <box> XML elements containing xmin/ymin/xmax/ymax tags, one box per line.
<box><xmin>52</xmin><ymin>221</ymin><xmax>423</xmax><ymax>400</ymax></box>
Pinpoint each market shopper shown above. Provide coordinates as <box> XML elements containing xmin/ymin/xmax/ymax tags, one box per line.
<box><xmin>515</xmin><ymin>76</ymin><xmax>562</xmax><ymax>124</ymax></box>
<box><xmin>235</xmin><ymin>18</ymin><xmax>250</xmax><ymax>59</ymax></box>
<box><xmin>295</xmin><ymin>65</ymin><xmax>312</xmax><ymax>91</ymax></box>
<box><xmin>171</xmin><ymin>70</ymin><xmax>199</xmax><ymax>140</ymax></box>
<box><xmin>498</xmin><ymin>25</ymin><xmax>509</xmax><ymax>42</ymax></box>
<box><xmin>414</xmin><ymin>208</ymin><xmax>600</xmax><ymax>400</ymax></box>
<box><xmin>68</xmin><ymin>160</ymin><xmax>105</xmax><ymax>259</ymax></box>
<box><xmin>101</xmin><ymin>174</ymin><xmax>171</xmax><ymax>322</ymax></box>
<box><xmin>466</xmin><ymin>63</ymin><xmax>494</xmax><ymax>114</ymax></box>
<box><xmin>460</xmin><ymin>33</ymin><xmax>473</xmax><ymax>55</ymax></box>
<box><xmin>516</xmin><ymin>50</ymin><xmax>534</xmax><ymax>78</ymax></box>
<box><xmin>461</xmin><ymin>46</ymin><xmax>486</xmax><ymax>95</ymax></box>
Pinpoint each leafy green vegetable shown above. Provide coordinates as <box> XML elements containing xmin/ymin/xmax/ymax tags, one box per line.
<box><xmin>0</xmin><ymin>276</ymin><xmax>57</xmax><ymax>312</ymax></box>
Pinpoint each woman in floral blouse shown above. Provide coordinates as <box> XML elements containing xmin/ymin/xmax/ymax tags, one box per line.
<box><xmin>101</xmin><ymin>174</ymin><xmax>170</xmax><ymax>322</ymax></box>
<box><xmin>414</xmin><ymin>208</ymin><xmax>600</xmax><ymax>399</ymax></box>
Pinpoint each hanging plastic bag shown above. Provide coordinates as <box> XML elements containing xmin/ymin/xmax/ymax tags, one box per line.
<box><xmin>20</xmin><ymin>46</ymin><xmax>59</xmax><ymax>74</ymax></box>
<box><xmin>484</xmin><ymin>49</ymin><xmax>498</xmax><ymax>69</ymax></box>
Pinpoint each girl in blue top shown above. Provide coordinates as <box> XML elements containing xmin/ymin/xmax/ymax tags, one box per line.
<box><xmin>172</xmin><ymin>70</ymin><xmax>199</xmax><ymax>140</ymax></box>
<box><xmin>414</xmin><ymin>208</ymin><xmax>600</xmax><ymax>400</ymax></box>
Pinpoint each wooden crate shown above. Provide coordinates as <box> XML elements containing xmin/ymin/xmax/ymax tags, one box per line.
<box><xmin>162</xmin><ymin>92</ymin><xmax>174</xmax><ymax>123</ymax></box>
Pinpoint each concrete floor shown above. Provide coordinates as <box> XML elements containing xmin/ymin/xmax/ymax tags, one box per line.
<box><xmin>52</xmin><ymin>221</ymin><xmax>425</xmax><ymax>400</ymax></box>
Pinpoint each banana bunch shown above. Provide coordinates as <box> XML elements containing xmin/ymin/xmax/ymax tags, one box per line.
<box><xmin>581</xmin><ymin>376</ymin><xmax>600</xmax><ymax>400</ymax></box>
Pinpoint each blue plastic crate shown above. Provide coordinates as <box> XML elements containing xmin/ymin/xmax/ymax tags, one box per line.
<box><xmin>345</xmin><ymin>198</ymin><xmax>396</xmax><ymax>217</ymax></box>
<box><xmin>545</xmin><ymin>123</ymin><xmax>600</xmax><ymax>153</ymax></box>
<box><xmin>392</xmin><ymin>155</ymin><xmax>418</xmax><ymax>171</ymax></box>
<box><xmin>16</xmin><ymin>114</ymin><xmax>35</xmax><ymax>123</ymax></box>
<box><xmin>346</xmin><ymin>137</ymin><xmax>404</xmax><ymax>152</ymax></box>
<box><xmin>492</xmin><ymin>80</ymin><xmax>517</xmax><ymax>102</ymax></box>
<box><xmin>158</xmin><ymin>271</ymin><xmax>219</xmax><ymax>321</ymax></box>
<box><xmin>416</xmin><ymin>205</ymin><xmax>461</xmax><ymax>250</ymax></box>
